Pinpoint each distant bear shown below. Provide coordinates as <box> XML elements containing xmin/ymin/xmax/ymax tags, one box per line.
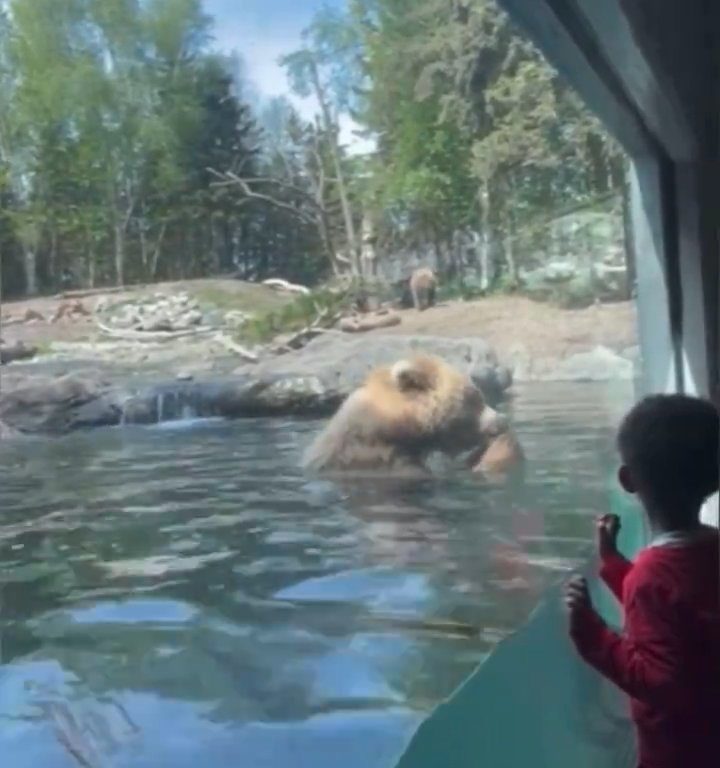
<box><xmin>302</xmin><ymin>354</ymin><xmax>522</xmax><ymax>475</ymax></box>
<box><xmin>409</xmin><ymin>268</ymin><xmax>437</xmax><ymax>311</ymax></box>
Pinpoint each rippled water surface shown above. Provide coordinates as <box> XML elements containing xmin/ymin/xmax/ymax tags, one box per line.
<box><xmin>0</xmin><ymin>381</ymin><xmax>634</xmax><ymax>767</ymax></box>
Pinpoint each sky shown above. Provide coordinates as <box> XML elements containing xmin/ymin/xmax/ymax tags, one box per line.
<box><xmin>202</xmin><ymin>0</ymin><xmax>372</xmax><ymax>153</ymax></box>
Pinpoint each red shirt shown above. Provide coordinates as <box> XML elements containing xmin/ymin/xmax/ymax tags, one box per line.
<box><xmin>569</xmin><ymin>528</ymin><xmax>720</xmax><ymax>768</ymax></box>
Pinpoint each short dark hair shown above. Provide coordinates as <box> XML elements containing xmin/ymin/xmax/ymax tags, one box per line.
<box><xmin>617</xmin><ymin>394</ymin><xmax>719</xmax><ymax>517</ymax></box>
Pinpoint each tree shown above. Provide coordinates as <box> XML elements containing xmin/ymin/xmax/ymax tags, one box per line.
<box><xmin>280</xmin><ymin>5</ymin><xmax>368</xmax><ymax>275</ymax></box>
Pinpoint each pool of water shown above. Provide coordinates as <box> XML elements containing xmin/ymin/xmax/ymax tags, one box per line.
<box><xmin>0</xmin><ymin>381</ymin><xmax>634</xmax><ymax>767</ymax></box>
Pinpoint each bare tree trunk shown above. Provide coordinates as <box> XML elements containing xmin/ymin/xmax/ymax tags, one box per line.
<box><xmin>21</xmin><ymin>245</ymin><xmax>38</xmax><ymax>296</ymax></box>
<box><xmin>360</xmin><ymin>210</ymin><xmax>377</xmax><ymax>278</ymax></box>
<box><xmin>149</xmin><ymin>221</ymin><xmax>168</xmax><ymax>280</ymax></box>
<box><xmin>479</xmin><ymin>180</ymin><xmax>492</xmax><ymax>291</ymax></box>
<box><xmin>309</xmin><ymin>62</ymin><xmax>359</xmax><ymax>274</ymax></box>
<box><xmin>49</xmin><ymin>224</ymin><xmax>58</xmax><ymax>289</ymax></box>
<box><xmin>504</xmin><ymin>224</ymin><xmax>518</xmax><ymax>288</ymax></box>
<box><xmin>138</xmin><ymin>220</ymin><xmax>149</xmax><ymax>278</ymax></box>
<box><xmin>307</xmin><ymin>139</ymin><xmax>345</xmax><ymax>274</ymax></box>
<box><xmin>111</xmin><ymin>180</ymin><xmax>134</xmax><ymax>287</ymax></box>
<box><xmin>114</xmin><ymin>221</ymin><xmax>126</xmax><ymax>287</ymax></box>
<box><xmin>210</xmin><ymin>217</ymin><xmax>221</xmax><ymax>274</ymax></box>
<box><xmin>87</xmin><ymin>245</ymin><xmax>96</xmax><ymax>288</ymax></box>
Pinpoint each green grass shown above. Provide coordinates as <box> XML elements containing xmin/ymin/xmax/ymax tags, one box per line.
<box><xmin>191</xmin><ymin>281</ymin><xmax>293</xmax><ymax>315</ymax></box>
<box><xmin>238</xmin><ymin>286</ymin><xmax>353</xmax><ymax>344</ymax></box>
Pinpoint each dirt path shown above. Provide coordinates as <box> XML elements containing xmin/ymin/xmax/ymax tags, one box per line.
<box><xmin>374</xmin><ymin>295</ymin><xmax>637</xmax><ymax>359</ymax></box>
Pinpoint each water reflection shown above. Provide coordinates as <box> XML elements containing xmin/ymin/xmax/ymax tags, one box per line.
<box><xmin>0</xmin><ymin>382</ymin><xmax>632</xmax><ymax>767</ymax></box>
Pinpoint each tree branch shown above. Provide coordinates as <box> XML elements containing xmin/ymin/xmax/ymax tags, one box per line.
<box><xmin>207</xmin><ymin>168</ymin><xmax>323</xmax><ymax>227</ymax></box>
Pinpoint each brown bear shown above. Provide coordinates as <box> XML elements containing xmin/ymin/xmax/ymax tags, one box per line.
<box><xmin>409</xmin><ymin>267</ymin><xmax>437</xmax><ymax>311</ymax></box>
<box><xmin>301</xmin><ymin>353</ymin><xmax>522</xmax><ymax>475</ymax></box>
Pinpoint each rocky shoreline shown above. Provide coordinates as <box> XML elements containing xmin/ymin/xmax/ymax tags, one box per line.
<box><xmin>0</xmin><ymin>333</ymin><xmax>638</xmax><ymax>438</ymax></box>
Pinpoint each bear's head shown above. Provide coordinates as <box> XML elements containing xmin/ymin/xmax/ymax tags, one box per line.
<box><xmin>302</xmin><ymin>354</ymin><xmax>515</xmax><ymax>474</ymax></box>
<box><xmin>381</xmin><ymin>355</ymin><xmax>508</xmax><ymax>454</ymax></box>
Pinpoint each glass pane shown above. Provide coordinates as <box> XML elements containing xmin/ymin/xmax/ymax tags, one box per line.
<box><xmin>0</xmin><ymin>2</ymin><xmax>649</xmax><ymax>767</ymax></box>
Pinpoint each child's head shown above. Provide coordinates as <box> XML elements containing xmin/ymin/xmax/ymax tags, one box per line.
<box><xmin>617</xmin><ymin>393</ymin><xmax>719</xmax><ymax>527</ymax></box>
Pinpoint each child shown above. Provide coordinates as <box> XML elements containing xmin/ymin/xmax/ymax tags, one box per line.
<box><xmin>564</xmin><ymin>394</ymin><xmax>720</xmax><ymax>768</ymax></box>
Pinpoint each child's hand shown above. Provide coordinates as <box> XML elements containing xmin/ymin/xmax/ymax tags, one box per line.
<box><xmin>596</xmin><ymin>513</ymin><xmax>621</xmax><ymax>559</ymax></box>
<box><xmin>563</xmin><ymin>574</ymin><xmax>592</xmax><ymax>617</ymax></box>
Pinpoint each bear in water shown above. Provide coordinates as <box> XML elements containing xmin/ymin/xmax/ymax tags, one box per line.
<box><xmin>301</xmin><ymin>354</ymin><xmax>523</xmax><ymax>476</ymax></box>
<box><xmin>409</xmin><ymin>268</ymin><xmax>437</xmax><ymax>311</ymax></box>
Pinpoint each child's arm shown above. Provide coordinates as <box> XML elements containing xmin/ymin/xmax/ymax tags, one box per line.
<box><xmin>599</xmin><ymin>552</ymin><xmax>632</xmax><ymax>602</ymax></box>
<box><xmin>595</xmin><ymin>514</ymin><xmax>632</xmax><ymax>602</ymax></box>
<box><xmin>569</xmin><ymin>580</ymin><xmax>687</xmax><ymax>707</ymax></box>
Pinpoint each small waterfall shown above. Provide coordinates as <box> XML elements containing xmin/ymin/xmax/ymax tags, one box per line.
<box><xmin>154</xmin><ymin>386</ymin><xmax>204</xmax><ymax>425</ymax></box>
<box><xmin>117</xmin><ymin>381</ymin><xmax>230</xmax><ymax>427</ymax></box>
<box><xmin>157</xmin><ymin>392</ymin><xmax>166</xmax><ymax>422</ymax></box>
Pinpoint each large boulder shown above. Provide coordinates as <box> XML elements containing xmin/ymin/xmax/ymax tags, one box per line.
<box><xmin>0</xmin><ymin>420</ymin><xmax>19</xmax><ymax>439</ymax></box>
<box><xmin>245</xmin><ymin>334</ymin><xmax>513</xmax><ymax>407</ymax></box>
<box><xmin>549</xmin><ymin>345</ymin><xmax>635</xmax><ymax>382</ymax></box>
<box><xmin>0</xmin><ymin>372</ymin><xmax>122</xmax><ymax>434</ymax></box>
<box><xmin>0</xmin><ymin>335</ymin><xmax>512</xmax><ymax>435</ymax></box>
<box><xmin>0</xmin><ymin>341</ymin><xmax>38</xmax><ymax>365</ymax></box>
<box><xmin>508</xmin><ymin>344</ymin><xmax>636</xmax><ymax>382</ymax></box>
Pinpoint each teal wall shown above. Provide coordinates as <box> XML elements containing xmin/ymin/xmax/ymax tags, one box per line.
<box><xmin>394</xmin><ymin>479</ymin><xmax>646</xmax><ymax>768</ymax></box>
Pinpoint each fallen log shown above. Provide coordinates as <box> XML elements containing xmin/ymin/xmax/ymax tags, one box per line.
<box><xmin>0</xmin><ymin>316</ymin><xmax>25</xmax><ymax>327</ymax></box>
<box><xmin>338</xmin><ymin>312</ymin><xmax>401</xmax><ymax>333</ymax></box>
<box><xmin>0</xmin><ymin>342</ymin><xmax>38</xmax><ymax>364</ymax></box>
<box><xmin>262</xmin><ymin>278</ymin><xmax>310</xmax><ymax>296</ymax></box>
<box><xmin>213</xmin><ymin>333</ymin><xmax>259</xmax><ymax>363</ymax></box>
<box><xmin>270</xmin><ymin>308</ymin><xmax>343</xmax><ymax>355</ymax></box>
<box><xmin>96</xmin><ymin>321</ymin><xmax>215</xmax><ymax>342</ymax></box>
<box><xmin>58</xmin><ymin>286</ymin><xmax>126</xmax><ymax>300</ymax></box>
<box><xmin>51</xmin><ymin>300</ymin><xmax>92</xmax><ymax>323</ymax></box>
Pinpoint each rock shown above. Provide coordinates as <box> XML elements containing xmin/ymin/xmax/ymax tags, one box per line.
<box><xmin>140</xmin><ymin>313</ymin><xmax>174</xmax><ymax>332</ymax></box>
<box><xmin>23</xmin><ymin>308</ymin><xmax>45</xmax><ymax>323</ymax></box>
<box><xmin>174</xmin><ymin>309</ymin><xmax>203</xmax><ymax>329</ymax></box>
<box><xmin>620</xmin><ymin>345</ymin><xmax>641</xmax><ymax>365</ymax></box>
<box><xmin>0</xmin><ymin>420</ymin><xmax>20</xmax><ymax>439</ymax></box>
<box><xmin>0</xmin><ymin>335</ymin><xmax>512</xmax><ymax>435</ymax></box>
<box><xmin>117</xmin><ymin>376</ymin><xmax>342</xmax><ymax>427</ymax></box>
<box><xmin>244</xmin><ymin>334</ymin><xmax>512</xmax><ymax>407</ymax></box>
<box><xmin>0</xmin><ymin>342</ymin><xmax>38</xmax><ymax>365</ymax></box>
<box><xmin>224</xmin><ymin>310</ymin><xmax>249</xmax><ymax>329</ymax></box>
<box><xmin>542</xmin><ymin>261</ymin><xmax>576</xmax><ymax>283</ymax></box>
<box><xmin>546</xmin><ymin>346</ymin><xmax>634</xmax><ymax>382</ymax></box>
<box><xmin>94</xmin><ymin>296</ymin><xmax>111</xmax><ymax>314</ymax></box>
<box><xmin>176</xmin><ymin>372</ymin><xmax>193</xmax><ymax>382</ymax></box>
<box><xmin>0</xmin><ymin>373</ymin><xmax>122</xmax><ymax>434</ymax></box>
<box><xmin>105</xmin><ymin>292</ymin><xmax>204</xmax><ymax>333</ymax></box>
<box><xmin>506</xmin><ymin>342</ymin><xmax>636</xmax><ymax>383</ymax></box>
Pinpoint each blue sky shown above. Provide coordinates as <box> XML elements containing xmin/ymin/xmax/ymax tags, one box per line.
<box><xmin>201</xmin><ymin>0</ymin><xmax>370</xmax><ymax>150</ymax></box>
<box><xmin>203</xmin><ymin>0</ymin><xmax>335</xmax><ymax>102</ymax></box>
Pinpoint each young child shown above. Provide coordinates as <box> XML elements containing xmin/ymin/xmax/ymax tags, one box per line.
<box><xmin>564</xmin><ymin>393</ymin><xmax>720</xmax><ymax>768</ymax></box>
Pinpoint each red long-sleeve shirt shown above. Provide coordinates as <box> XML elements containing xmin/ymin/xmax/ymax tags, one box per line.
<box><xmin>569</xmin><ymin>528</ymin><xmax>720</xmax><ymax>768</ymax></box>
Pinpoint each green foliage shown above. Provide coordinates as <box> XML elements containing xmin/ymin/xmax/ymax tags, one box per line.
<box><xmin>438</xmin><ymin>274</ymin><xmax>486</xmax><ymax>302</ymax></box>
<box><xmin>239</xmin><ymin>287</ymin><xmax>352</xmax><ymax>344</ymax></box>
<box><xmin>0</xmin><ymin>0</ymin><xmax>627</xmax><ymax>313</ymax></box>
<box><xmin>0</xmin><ymin>0</ymin><xmax>262</xmax><ymax>295</ymax></box>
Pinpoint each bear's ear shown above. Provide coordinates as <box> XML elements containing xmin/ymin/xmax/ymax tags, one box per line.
<box><xmin>391</xmin><ymin>359</ymin><xmax>433</xmax><ymax>391</ymax></box>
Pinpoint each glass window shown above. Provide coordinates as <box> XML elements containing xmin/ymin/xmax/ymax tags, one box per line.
<box><xmin>0</xmin><ymin>2</ymin><xmax>650</xmax><ymax>767</ymax></box>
